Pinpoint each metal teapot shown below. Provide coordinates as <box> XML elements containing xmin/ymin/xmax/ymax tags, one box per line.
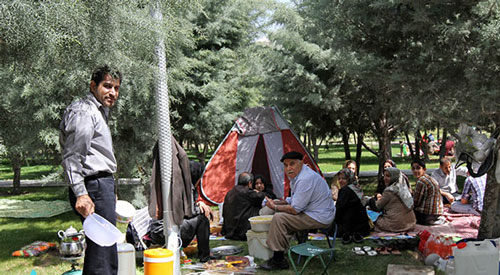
<box><xmin>58</xmin><ymin>226</ymin><xmax>86</xmax><ymax>258</ymax></box>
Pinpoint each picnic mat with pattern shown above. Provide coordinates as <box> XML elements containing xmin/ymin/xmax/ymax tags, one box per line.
<box><xmin>369</xmin><ymin>208</ymin><xmax>480</xmax><ymax>239</ymax></box>
<box><xmin>210</xmin><ymin>208</ymin><xmax>479</xmax><ymax>241</ymax></box>
<box><xmin>0</xmin><ymin>199</ymin><xmax>72</xmax><ymax>218</ymax></box>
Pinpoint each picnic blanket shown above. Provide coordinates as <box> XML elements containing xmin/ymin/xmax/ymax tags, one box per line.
<box><xmin>369</xmin><ymin>208</ymin><xmax>480</xmax><ymax>240</ymax></box>
<box><xmin>0</xmin><ymin>199</ymin><xmax>72</xmax><ymax>218</ymax></box>
<box><xmin>209</xmin><ymin>208</ymin><xmax>480</xmax><ymax>242</ymax></box>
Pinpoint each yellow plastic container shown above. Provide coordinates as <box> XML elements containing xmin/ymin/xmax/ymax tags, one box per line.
<box><xmin>144</xmin><ymin>248</ymin><xmax>174</xmax><ymax>275</ymax></box>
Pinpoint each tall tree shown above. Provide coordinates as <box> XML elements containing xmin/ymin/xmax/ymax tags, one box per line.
<box><xmin>170</xmin><ymin>0</ymin><xmax>270</xmax><ymax>163</ymax></box>
<box><xmin>257</xmin><ymin>3</ymin><xmax>342</xmax><ymax>160</ymax></box>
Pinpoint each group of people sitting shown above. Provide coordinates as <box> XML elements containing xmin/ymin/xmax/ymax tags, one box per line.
<box><xmin>332</xmin><ymin>157</ymin><xmax>486</xmax><ymax>243</ymax></box>
<box><xmin>218</xmin><ymin>152</ymin><xmax>486</xmax><ymax>270</ymax></box>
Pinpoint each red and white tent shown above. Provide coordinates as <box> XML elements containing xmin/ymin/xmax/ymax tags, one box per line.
<box><xmin>199</xmin><ymin>106</ymin><xmax>322</xmax><ymax>205</ymax></box>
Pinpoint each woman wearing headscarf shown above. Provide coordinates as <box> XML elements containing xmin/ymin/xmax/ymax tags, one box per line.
<box><xmin>334</xmin><ymin>168</ymin><xmax>371</xmax><ymax>243</ymax></box>
<box><xmin>331</xmin><ymin>160</ymin><xmax>358</xmax><ymax>201</ymax></box>
<box><xmin>253</xmin><ymin>175</ymin><xmax>277</xmax><ymax>200</ymax></box>
<box><xmin>369</xmin><ymin>167</ymin><xmax>416</xmax><ymax>232</ymax></box>
<box><xmin>375</xmin><ymin>159</ymin><xmax>412</xmax><ymax>197</ymax></box>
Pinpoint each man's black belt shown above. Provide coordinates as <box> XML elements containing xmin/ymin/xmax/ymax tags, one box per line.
<box><xmin>85</xmin><ymin>171</ymin><xmax>113</xmax><ymax>181</ymax></box>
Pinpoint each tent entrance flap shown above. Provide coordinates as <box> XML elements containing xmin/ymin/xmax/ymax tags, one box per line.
<box><xmin>251</xmin><ymin>135</ymin><xmax>272</xmax><ymax>186</ymax></box>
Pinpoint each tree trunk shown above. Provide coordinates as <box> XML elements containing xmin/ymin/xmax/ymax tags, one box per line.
<box><xmin>414</xmin><ymin>130</ymin><xmax>422</xmax><ymax>160</ymax></box>
<box><xmin>374</xmin><ymin>112</ymin><xmax>392</xmax><ymax>176</ymax></box>
<box><xmin>307</xmin><ymin>131</ymin><xmax>312</xmax><ymax>154</ymax></box>
<box><xmin>10</xmin><ymin>153</ymin><xmax>22</xmax><ymax>195</ymax></box>
<box><xmin>311</xmin><ymin>131</ymin><xmax>319</xmax><ymax>162</ymax></box>
<box><xmin>439</xmin><ymin>128</ymin><xmax>448</xmax><ymax>159</ymax></box>
<box><xmin>416</xmin><ymin>129</ymin><xmax>429</xmax><ymax>161</ymax></box>
<box><xmin>355</xmin><ymin>133</ymin><xmax>363</xmax><ymax>176</ymax></box>
<box><xmin>194</xmin><ymin>141</ymin><xmax>207</xmax><ymax>165</ymax></box>
<box><xmin>405</xmin><ymin>131</ymin><xmax>415</xmax><ymax>159</ymax></box>
<box><xmin>477</xmin><ymin>138</ymin><xmax>500</xmax><ymax>239</ymax></box>
<box><xmin>341</xmin><ymin>129</ymin><xmax>352</xmax><ymax>160</ymax></box>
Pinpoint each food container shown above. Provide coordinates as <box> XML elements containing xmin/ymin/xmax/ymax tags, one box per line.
<box><xmin>118</xmin><ymin>242</ymin><xmax>136</xmax><ymax>275</ymax></box>
<box><xmin>246</xmin><ymin>230</ymin><xmax>273</xmax><ymax>260</ymax></box>
<box><xmin>144</xmin><ymin>248</ymin><xmax>174</xmax><ymax>275</ymax></box>
<box><xmin>83</xmin><ymin>213</ymin><xmax>122</xmax><ymax>247</ymax></box>
<box><xmin>116</xmin><ymin>200</ymin><xmax>136</xmax><ymax>224</ymax></box>
<box><xmin>453</xmin><ymin>240</ymin><xmax>499</xmax><ymax>275</ymax></box>
<box><xmin>248</xmin><ymin>215</ymin><xmax>273</xmax><ymax>232</ymax></box>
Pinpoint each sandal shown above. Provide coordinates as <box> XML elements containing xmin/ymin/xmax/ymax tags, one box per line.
<box><xmin>363</xmin><ymin>246</ymin><xmax>377</xmax><ymax>256</ymax></box>
<box><xmin>352</xmin><ymin>247</ymin><xmax>365</xmax><ymax>255</ymax></box>
<box><xmin>375</xmin><ymin>246</ymin><xmax>390</xmax><ymax>255</ymax></box>
<box><xmin>367</xmin><ymin>250</ymin><xmax>377</xmax><ymax>256</ymax></box>
<box><xmin>388</xmin><ymin>245</ymin><xmax>401</xmax><ymax>255</ymax></box>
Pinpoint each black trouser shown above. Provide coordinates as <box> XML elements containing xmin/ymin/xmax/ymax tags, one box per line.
<box><xmin>414</xmin><ymin>211</ymin><xmax>440</xmax><ymax>225</ymax></box>
<box><xmin>69</xmin><ymin>174</ymin><xmax>118</xmax><ymax>275</ymax></box>
<box><xmin>180</xmin><ymin>214</ymin><xmax>210</xmax><ymax>261</ymax></box>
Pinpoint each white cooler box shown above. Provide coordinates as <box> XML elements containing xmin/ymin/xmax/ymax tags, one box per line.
<box><xmin>246</xmin><ymin>230</ymin><xmax>273</xmax><ymax>260</ymax></box>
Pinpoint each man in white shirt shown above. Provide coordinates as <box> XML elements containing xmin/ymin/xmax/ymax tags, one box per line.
<box><xmin>431</xmin><ymin>157</ymin><xmax>468</xmax><ymax>204</ymax></box>
<box><xmin>259</xmin><ymin>151</ymin><xmax>335</xmax><ymax>271</ymax></box>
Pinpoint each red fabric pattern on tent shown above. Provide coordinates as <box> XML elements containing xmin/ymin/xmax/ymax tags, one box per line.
<box><xmin>200</xmin><ymin>131</ymin><xmax>238</xmax><ymax>204</ymax></box>
<box><xmin>281</xmin><ymin>130</ymin><xmax>322</xmax><ymax>197</ymax></box>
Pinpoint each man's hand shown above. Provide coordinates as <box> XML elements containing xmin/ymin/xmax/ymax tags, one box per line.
<box><xmin>75</xmin><ymin>194</ymin><xmax>95</xmax><ymax>218</ymax></box>
<box><xmin>442</xmin><ymin>191</ymin><xmax>454</xmax><ymax>203</ymax></box>
<box><xmin>376</xmin><ymin>193</ymin><xmax>382</xmax><ymax>200</ymax></box>
<box><xmin>265</xmin><ymin>196</ymin><xmax>275</xmax><ymax>209</ymax></box>
<box><xmin>197</xmin><ymin>201</ymin><xmax>213</xmax><ymax>221</ymax></box>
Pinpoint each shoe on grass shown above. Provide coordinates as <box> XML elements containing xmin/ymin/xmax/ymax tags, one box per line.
<box><xmin>352</xmin><ymin>232</ymin><xmax>364</xmax><ymax>243</ymax></box>
<box><xmin>341</xmin><ymin>233</ymin><xmax>352</xmax><ymax>244</ymax></box>
<box><xmin>259</xmin><ymin>258</ymin><xmax>289</xmax><ymax>270</ymax></box>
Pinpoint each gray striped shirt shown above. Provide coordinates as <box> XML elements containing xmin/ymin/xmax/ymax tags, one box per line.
<box><xmin>59</xmin><ymin>94</ymin><xmax>117</xmax><ymax>197</ymax></box>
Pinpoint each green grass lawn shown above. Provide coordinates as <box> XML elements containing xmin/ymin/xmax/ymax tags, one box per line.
<box><xmin>0</xmin><ymin>188</ymin><xmax>427</xmax><ymax>275</ymax></box>
<box><xmin>0</xmin><ymin>144</ymin><xmax>444</xmax><ymax>274</ymax></box>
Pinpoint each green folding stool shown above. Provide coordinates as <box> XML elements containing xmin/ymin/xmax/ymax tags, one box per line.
<box><xmin>287</xmin><ymin>223</ymin><xmax>337</xmax><ymax>275</ymax></box>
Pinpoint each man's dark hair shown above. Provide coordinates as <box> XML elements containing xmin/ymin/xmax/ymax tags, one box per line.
<box><xmin>411</xmin><ymin>159</ymin><xmax>426</xmax><ymax>169</ymax></box>
<box><xmin>237</xmin><ymin>172</ymin><xmax>254</xmax><ymax>186</ymax></box>
<box><xmin>190</xmin><ymin>160</ymin><xmax>205</xmax><ymax>186</ymax></box>
<box><xmin>91</xmin><ymin>65</ymin><xmax>122</xmax><ymax>85</ymax></box>
<box><xmin>280</xmin><ymin>151</ymin><xmax>304</xmax><ymax>162</ymax></box>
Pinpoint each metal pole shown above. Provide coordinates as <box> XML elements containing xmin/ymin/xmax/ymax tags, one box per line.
<box><xmin>151</xmin><ymin>1</ymin><xmax>181</xmax><ymax>274</ymax></box>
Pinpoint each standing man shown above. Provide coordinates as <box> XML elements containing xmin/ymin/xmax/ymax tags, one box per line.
<box><xmin>431</xmin><ymin>157</ymin><xmax>468</xmax><ymax>204</ymax></box>
<box><xmin>259</xmin><ymin>151</ymin><xmax>335</xmax><ymax>271</ymax></box>
<box><xmin>60</xmin><ymin>65</ymin><xmax>122</xmax><ymax>275</ymax></box>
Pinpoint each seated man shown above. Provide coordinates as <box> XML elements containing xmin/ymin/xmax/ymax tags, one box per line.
<box><xmin>412</xmin><ymin>159</ymin><xmax>445</xmax><ymax>225</ymax></box>
<box><xmin>450</xmin><ymin>174</ymin><xmax>487</xmax><ymax>216</ymax></box>
<box><xmin>222</xmin><ymin>172</ymin><xmax>265</xmax><ymax>240</ymax></box>
<box><xmin>259</xmin><ymin>151</ymin><xmax>336</xmax><ymax>271</ymax></box>
<box><xmin>431</xmin><ymin>157</ymin><xmax>468</xmax><ymax>204</ymax></box>
<box><xmin>148</xmin><ymin>142</ymin><xmax>213</xmax><ymax>262</ymax></box>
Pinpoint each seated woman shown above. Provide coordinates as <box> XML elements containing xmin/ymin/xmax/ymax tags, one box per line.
<box><xmin>369</xmin><ymin>167</ymin><xmax>416</xmax><ymax>232</ymax></box>
<box><xmin>331</xmin><ymin>160</ymin><xmax>358</xmax><ymax>201</ymax></box>
<box><xmin>375</xmin><ymin>159</ymin><xmax>412</xmax><ymax>197</ymax></box>
<box><xmin>253</xmin><ymin>175</ymin><xmax>277</xmax><ymax>200</ymax></box>
<box><xmin>334</xmin><ymin>168</ymin><xmax>371</xmax><ymax>243</ymax></box>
